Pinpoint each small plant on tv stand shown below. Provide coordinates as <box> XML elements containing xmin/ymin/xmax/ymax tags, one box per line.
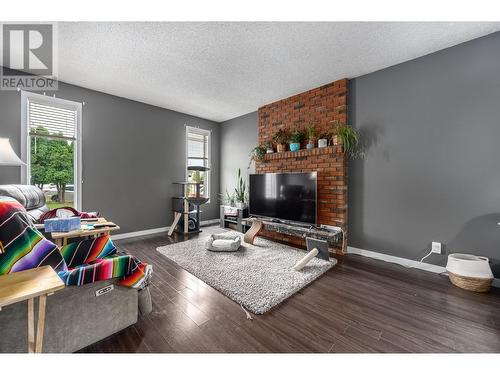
<box><xmin>234</xmin><ymin>168</ymin><xmax>248</xmax><ymax>209</ymax></box>
<box><xmin>226</xmin><ymin>190</ymin><xmax>236</xmax><ymax>206</ymax></box>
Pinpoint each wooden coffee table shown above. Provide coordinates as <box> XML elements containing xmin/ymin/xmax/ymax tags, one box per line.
<box><xmin>0</xmin><ymin>266</ymin><xmax>65</xmax><ymax>353</ymax></box>
<box><xmin>48</xmin><ymin>218</ymin><xmax>120</xmax><ymax>247</ymax></box>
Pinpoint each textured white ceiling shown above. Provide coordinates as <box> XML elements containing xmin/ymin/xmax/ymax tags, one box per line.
<box><xmin>56</xmin><ymin>22</ymin><xmax>500</xmax><ymax>122</ymax></box>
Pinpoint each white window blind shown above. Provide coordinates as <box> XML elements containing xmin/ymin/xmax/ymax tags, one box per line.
<box><xmin>28</xmin><ymin>100</ymin><xmax>77</xmax><ymax>139</ymax></box>
<box><xmin>186</xmin><ymin>127</ymin><xmax>211</xmax><ymax>199</ymax></box>
<box><xmin>187</xmin><ymin>132</ymin><xmax>209</xmax><ymax>167</ymax></box>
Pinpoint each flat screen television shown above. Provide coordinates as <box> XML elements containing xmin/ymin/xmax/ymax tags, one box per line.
<box><xmin>249</xmin><ymin>172</ymin><xmax>317</xmax><ymax>225</ymax></box>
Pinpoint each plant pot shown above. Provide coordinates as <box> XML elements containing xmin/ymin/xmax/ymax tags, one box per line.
<box><xmin>306</xmin><ymin>141</ymin><xmax>314</xmax><ymax>150</ymax></box>
<box><xmin>235</xmin><ymin>202</ymin><xmax>247</xmax><ymax>209</ymax></box>
<box><xmin>276</xmin><ymin>143</ymin><xmax>285</xmax><ymax>153</ymax></box>
<box><xmin>289</xmin><ymin>143</ymin><xmax>300</xmax><ymax>152</ymax></box>
<box><xmin>332</xmin><ymin>135</ymin><xmax>342</xmax><ymax>146</ymax></box>
<box><xmin>266</xmin><ymin>148</ymin><xmax>274</xmax><ymax>154</ymax></box>
<box><xmin>446</xmin><ymin>253</ymin><xmax>494</xmax><ymax>292</ymax></box>
<box><xmin>318</xmin><ymin>138</ymin><xmax>328</xmax><ymax>148</ymax></box>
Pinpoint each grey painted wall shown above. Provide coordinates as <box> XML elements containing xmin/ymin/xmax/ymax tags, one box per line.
<box><xmin>349</xmin><ymin>31</ymin><xmax>500</xmax><ymax>275</ymax></box>
<box><xmin>218</xmin><ymin>32</ymin><xmax>500</xmax><ymax>276</ymax></box>
<box><xmin>220</xmin><ymin>111</ymin><xmax>257</xmax><ymax>200</ymax></box>
<box><xmin>0</xmin><ymin>81</ymin><xmax>220</xmax><ymax>234</ymax></box>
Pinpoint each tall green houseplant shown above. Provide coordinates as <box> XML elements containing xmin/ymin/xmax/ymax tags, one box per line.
<box><xmin>234</xmin><ymin>168</ymin><xmax>247</xmax><ymax>208</ymax></box>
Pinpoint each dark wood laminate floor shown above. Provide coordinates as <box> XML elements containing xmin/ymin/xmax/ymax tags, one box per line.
<box><xmin>80</xmin><ymin>227</ymin><xmax>500</xmax><ymax>353</ymax></box>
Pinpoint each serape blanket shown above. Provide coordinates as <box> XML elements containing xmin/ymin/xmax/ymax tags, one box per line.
<box><xmin>0</xmin><ymin>196</ymin><xmax>151</xmax><ymax>289</ymax></box>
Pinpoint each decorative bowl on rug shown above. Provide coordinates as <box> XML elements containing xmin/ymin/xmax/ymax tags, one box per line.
<box><xmin>446</xmin><ymin>253</ymin><xmax>493</xmax><ymax>292</ymax></box>
<box><xmin>206</xmin><ymin>233</ymin><xmax>241</xmax><ymax>252</ymax></box>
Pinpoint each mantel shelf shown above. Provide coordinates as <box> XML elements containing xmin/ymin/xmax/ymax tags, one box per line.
<box><xmin>259</xmin><ymin>146</ymin><xmax>344</xmax><ymax>161</ymax></box>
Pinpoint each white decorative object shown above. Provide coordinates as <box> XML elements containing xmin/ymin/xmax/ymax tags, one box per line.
<box><xmin>446</xmin><ymin>254</ymin><xmax>493</xmax><ymax>279</ymax></box>
<box><xmin>293</xmin><ymin>248</ymin><xmax>319</xmax><ymax>271</ymax></box>
<box><xmin>446</xmin><ymin>253</ymin><xmax>494</xmax><ymax>292</ymax></box>
<box><xmin>0</xmin><ymin>138</ymin><xmax>25</xmax><ymax>166</ymax></box>
<box><xmin>318</xmin><ymin>138</ymin><xmax>328</xmax><ymax>148</ymax></box>
<box><xmin>206</xmin><ymin>233</ymin><xmax>241</xmax><ymax>252</ymax></box>
<box><xmin>235</xmin><ymin>202</ymin><xmax>247</xmax><ymax>209</ymax></box>
<box><xmin>56</xmin><ymin>208</ymin><xmax>75</xmax><ymax>218</ymax></box>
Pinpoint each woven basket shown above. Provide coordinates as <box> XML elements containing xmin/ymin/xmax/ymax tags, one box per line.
<box><xmin>448</xmin><ymin>272</ymin><xmax>493</xmax><ymax>293</ymax></box>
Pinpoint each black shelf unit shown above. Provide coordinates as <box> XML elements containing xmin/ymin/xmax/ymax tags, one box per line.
<box><xmin>169</xmin><ymin>180</ymin><xmax>209</xmax><ymax>236</ymax></box>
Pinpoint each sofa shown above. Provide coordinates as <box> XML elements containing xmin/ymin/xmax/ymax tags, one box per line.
<box><xmin>0</xmin><ymin>185</ymin><xmax>148</xmax><ymax>353</ymax></box>
<box><xmin>0</xmin><ymin>279</ymin><xmax>138</xmax><ymax>352</ymax></box>
<box><xmin>0</xmin><ymin>184</ymin><xmax>49</xmax><ymax>222</ymax></box>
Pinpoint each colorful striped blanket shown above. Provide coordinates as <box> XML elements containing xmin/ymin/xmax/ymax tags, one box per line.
<box><xmin>0</xmin><ymin>196</ymin><xmax>151</xmax><ymax>289</ymax></box>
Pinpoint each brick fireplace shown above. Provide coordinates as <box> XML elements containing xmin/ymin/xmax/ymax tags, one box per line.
<box><xmin>254</xmin><ymin>78</ymin><xmax>348</xmax><ymax>253</ymax></box>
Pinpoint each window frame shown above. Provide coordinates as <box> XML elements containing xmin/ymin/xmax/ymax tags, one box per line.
<box><xmin>185</xmin><ymin>125</ymin><xmax>211</xmax><ymax>201</ymax></box>
<box><xmin>20</xmin><ymin>91</ymin><xmax>83</xmax><ymax>210</ymax></box>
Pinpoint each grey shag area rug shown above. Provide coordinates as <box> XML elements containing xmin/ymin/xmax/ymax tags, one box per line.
<box><xmin>156</xmin><ymin>231</ymin><xmax>336</xmax><ymax>314</ymax></box>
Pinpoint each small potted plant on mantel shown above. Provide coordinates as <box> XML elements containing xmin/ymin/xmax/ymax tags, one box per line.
<box><xmin>317</xmin><ymin>132</ymin><xmax>330</xmax><ymax>148</ymax></box>
<box><xmin>248</xmin><ymin>144</ymin><xmax>266</xmax><ymax>168</ymax></box>
<box><xmin>333</xmin><ymin>122</ymin><xmax>362</xmax><ymax>158</ymax></box>
<box><xmin>250</xmin><ymin>144</ymin><xmax>266</xmax><ymax>162</ymax></box>
<box><xmin>288</xmin><ymin>129</ymin><xmax>304</xmax><ymax>152</ymax></box>
<box><xmin>272</xmin><ymin>129</ymin><xmax>289</xmax><ymax>153</ymax></box>
<box><xmin>306</xmin><ymin>125</ymin><xmax>316</xmax><ymax>150</ymax></box>
<box><xmin>264</xmin><ymin>141</ymin><xmax>274</xmax><ymax>154</ymax></box>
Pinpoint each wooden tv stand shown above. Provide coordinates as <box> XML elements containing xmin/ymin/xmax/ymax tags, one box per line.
<box><xmin>244</xmin><ymin>218</ymin><xmax>342</xmax><ymax>248</ymax></box>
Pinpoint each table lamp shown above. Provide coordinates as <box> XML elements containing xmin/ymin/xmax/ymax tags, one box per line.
<box><xmin>0</xmin><ymin>138</ymin><xmax>25</xmax><ymax>166</ymax></box>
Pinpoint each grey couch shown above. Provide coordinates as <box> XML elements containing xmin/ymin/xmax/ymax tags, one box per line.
<box><xmin>0</xmin><ymin>280</ymin><xmax>138</xmax><ymax>353</ymax></box>
<box><xmin>0</xmin><ymin>184</ymin><xmax>49</xmax><ymax>222</ymax></box>
<box><xmin>0</xmin><ymin>185</ymin><xmax>144</xmax><ymax>353</ymax></box>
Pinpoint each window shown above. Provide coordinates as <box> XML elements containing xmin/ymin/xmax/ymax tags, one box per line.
<box><xmin>186</xmin><ymin>126</ymin><xmax>211</xmax><ymax>199</ymax></box>
<box><xmin>21</xmin><ymin>91</ymin><xmax>82</xmax><ymax>210</ymax></box>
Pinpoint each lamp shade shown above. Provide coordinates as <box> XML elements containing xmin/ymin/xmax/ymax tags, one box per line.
<box><xmin>0</xmin><ymin>138</ymin><xmax>25</xmax><ymax>166</ymax></box>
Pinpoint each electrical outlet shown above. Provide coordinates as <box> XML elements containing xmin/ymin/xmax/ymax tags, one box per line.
<box><xmin>431</xmin><ymin>242</ymin><xmax>442</xmax><ymax>254</ymax></box>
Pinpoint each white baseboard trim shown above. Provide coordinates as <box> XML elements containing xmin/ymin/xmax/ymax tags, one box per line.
<box><xmin>347</xmin><ymin>246</ymin><xmax>500</xmax><ymax>288</ymax></box>
<box><xmin>111</xmin><ymin>219</ymin><xmax>219</xmax><ymax>241</ymax></box>
<box><xmin>200</xmin><ymin>218</ymin><xmax>220</xmax><ymax>226</ymax></box>
<box><xmin>111</xmin><ymin>226</ymin><xmax>170</xmax><ymax>240</ymax></box>
<box><xmin>347</xmin><ymin>246</ymin><xmax>446</xmax><ymax>274</ymax></box>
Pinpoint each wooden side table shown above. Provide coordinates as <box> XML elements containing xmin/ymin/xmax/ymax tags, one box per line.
<box><xmin>49</xmin><ymin>218</ymin><xmax>120</xmax><ymax>247</ymax></box>
<box><xmin>0</xmin><ymin>266</ymin><xmax>65</xmax><ymax>353</ymax></box>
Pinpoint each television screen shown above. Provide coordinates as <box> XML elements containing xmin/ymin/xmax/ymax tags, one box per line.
<box><xmin>249</xmin><ymin>172</ymin><xmax>317</xmax><ymax>225</ymax></box>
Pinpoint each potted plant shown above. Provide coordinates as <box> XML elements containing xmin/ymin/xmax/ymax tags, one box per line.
<box><xmin>234</xmin><ymin>168</ymin><xmax>247</xmax><ymax>209</ymax></box>
<box><xmin>288</xmin><ymin>129</ymin><xmax>304</xmax><ymax>152</ymax></box>
<box><xmin>331</xmin><ymin>121</ymin><xmax>343</xmax><ymax>146</ymax></box>
<box><xmin>272</xmin><ymin>129</ymin><xmax>289</xmax><ymax>153</ymax></box>
<box><xmin>306</xmin><ymin>125</ymin><xmax>316</xmax><ymax>150</ymax></box>
<box><xmin>318</xmin><ymin>132</ymin><xmax>330</xmax><ymax>148</ymax></box>
<box><xmin>264</xmin><ymin>141</ymin><xmax>274</xmax><ymax>154</ymax></box>
<box><xmin>333</xmin><ymin>123</ymin><xmax>362</xmax><ymax>158</ymax></box>
<box><xmin>249</xmin><ymin>145</ymin><xmax>266</xmax><ymax>162</ymax></box>
<box><xmin>225</xmin><ymin>190</ymin><xmax>236</xmax><ymax>206</ymax></box>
